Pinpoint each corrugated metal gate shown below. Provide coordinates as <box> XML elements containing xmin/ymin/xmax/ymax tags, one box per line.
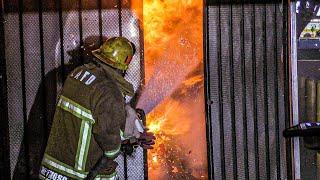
<box><xmin>0</xmin><ymin>0</ymin><xmax>145</xmax><ymax>179</ymax></box>
<box><xmin>0</xmin><ymin>0</ymin><xmax>293</xmax><ymax>180</ymax></box>
<box><xmin>204</xmin><ymin>1</ymin><xmax>292</xmax><ymax>180</ymax></box>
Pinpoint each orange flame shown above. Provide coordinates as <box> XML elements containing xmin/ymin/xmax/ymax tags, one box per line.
<box><xmin>131</xmin><ymin>0</ymin><xmax>207</xmax><ymax>179</ymax></box>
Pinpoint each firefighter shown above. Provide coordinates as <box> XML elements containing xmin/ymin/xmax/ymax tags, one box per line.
<box><xmin>39</xmin><ymin>37</ymin><xmax>155</xmax><ymax>180</ymax></box>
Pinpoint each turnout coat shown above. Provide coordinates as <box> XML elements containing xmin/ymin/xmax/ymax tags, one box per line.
<box><xmin>40</xmin><ymin>62</ymin><xmax>134</xmax><ymax>180</ymax></box>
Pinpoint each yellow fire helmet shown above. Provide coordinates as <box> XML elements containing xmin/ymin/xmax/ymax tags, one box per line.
<box><xmin>92</xmin><ymin>37</ymin><xmax>134</xmax><ymax>71</ymax></box>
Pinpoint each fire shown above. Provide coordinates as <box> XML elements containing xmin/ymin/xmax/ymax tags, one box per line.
<box><xmin>131</xmin><ymin>0</ymin><xmax>207</xmax><ymax>179</ymax></box>
<box><xmin>152</xmin><ymin>155</ymin><xmax>158</xmax><ymax>163</ymax></box>
<box><xmin>148</xmin><ymin>120</ymin><xmax>162</xmax><ymax>134</ymax></box>
<box><xmin>145</xmin><ymin>74</ymin><xmax>206</xmax><ymax>179</ymax></box>
<box><xmin>132</xmin><ymin>0</ymin><xmax>203</xmax><ymax>85</ymax></box>
<box><xmin>147</xmin><ymin>100</ymin><xmax>190</xmax><ymax>135</ymax></box>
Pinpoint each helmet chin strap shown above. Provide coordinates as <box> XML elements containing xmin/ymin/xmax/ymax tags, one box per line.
<box><xmin>118</xmin><ymin>69</ymin><xmax>126</xmax><ymax>77</ymax></box>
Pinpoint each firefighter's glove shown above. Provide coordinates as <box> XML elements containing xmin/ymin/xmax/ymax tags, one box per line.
<box><xmin>137</xmin><ymin>131</ymin><xmax>156</xmax><ymax>150</ymax></box>
<box><xmin>121</xmin><ymin>139</ymin><xmax>138</xmax><ymax>155</ymax></box>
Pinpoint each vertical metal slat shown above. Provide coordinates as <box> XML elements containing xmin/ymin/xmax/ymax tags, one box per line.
<box><xmin>38</xmin><ymin>0</ymin><xmax>48</xmax><ymax>140</ymax></box>
<box><xmin>0</xmin><ymin>0</ymin><xmax>11</xmax><ymax>178</ymax></box>
<box><xmin>98</xmin><ymin>0</ymin><xmax>102</xmax><ymax>45</ymax></box>
<box><xmin>57</xmin><ymin>0</ymin><xmax>65</xmax><ymax>82</ymax></box>
<box><xmin>204</xmin><ymin>3</ymin><xmax>215</xmax><ymax>180</ymax></box>
<box><xmin>243</xmin><ymin>5</ymin><xmax>257</xmax><ymax>179</ymax></box>
<box><xmin>208</xmin><ymin>5</ymin><xmax>222</xmax><ymax>179</ymax></box>
<box><xmin>217</xmin><ymin>3</ymin><xmax>226</xmax><ymax>180</ymax></box>
<box><xmin>251</xmin><ymin>4</ymin><xmax>260</xmax><ymax>180</ymax></box>
<box><xmin>282</xmin><ymin>1</ymin><xmax>293</xmax><ymax>179</ymax></box>
<box><xmin>18</xmin><ymin>0</ymin><xmax>29</xmax><ymax>179</ymax></box>
<box><xmin>273</xmin><ymin>4</ymin><xmax>281</xmax><ymax>180</ymax></box>
<box><xmin>228</xmin><ymin>4</ymin><xmax>238</xmax><ymax>180</ymax></box>
<box><xmin>78</xmin><ymin>0</ymin><xmax>84</xmax><ymax>64</ymax></box>
<box><xmin>118</xmin><ymin>0</ymin><xmax>122</xmax><ymax>37</ymax></box>
<box><xmin>263</xmin><ymin>4</ymin><xmax>271</xmax><ymax>180</ymax></box>
<box><xmin>116</xmin><ymin>1</ymin><xmax>127</xmax><ymax>179</ymax></box>
<box><xmin>137</xmin><ymin>1</ymin><xmax>149</xmax><ymax>179</ymax></box>
<box><xmin>240</xmin><ymin>2</ymin><xmax>249</xmax><ymax>180</ymax></box>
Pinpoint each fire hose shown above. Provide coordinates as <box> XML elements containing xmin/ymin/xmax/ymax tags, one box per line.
<box><xmin>283</xmin><ymin>122</ymin><xmax>320</xmax><ymax>150</ymax></box>
<box><xmin>121</xmin><ymin>108</ymin><xmax>155</xmax><ymax>155</ymax></box>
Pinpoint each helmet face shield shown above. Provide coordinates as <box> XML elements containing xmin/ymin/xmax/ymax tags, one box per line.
<box><xmin>92</xmin><ymin>37</ymin><xmax>134</xmax><ymax>71</ymax></box>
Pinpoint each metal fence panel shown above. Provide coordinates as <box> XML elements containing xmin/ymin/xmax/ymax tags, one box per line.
<box><xmin>206</xmin><ymin>2</ymin><xmax>289</xmax><ymax>180</ymax></box>
<box><xmin>4</xmin><ymin>13</ymin><xmax>24</xmax><ymax>177</ymax></box>
<box><xmin>4</xmin><ymin>0</ymin><xmax>144</xmax><ymax>179</ymax></box>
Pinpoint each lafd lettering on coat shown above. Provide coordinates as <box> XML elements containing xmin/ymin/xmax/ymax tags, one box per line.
<box><xmin>70</xmin><ymin>69</ymin><xmax>96</xmax><ymax>85</ymax></box>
